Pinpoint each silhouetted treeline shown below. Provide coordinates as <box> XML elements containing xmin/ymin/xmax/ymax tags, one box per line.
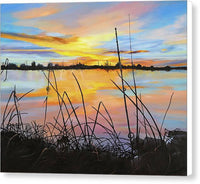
<box><xmin>1</xmin><ymin>61</ymin><xmax>187</xmax><ymax>71</ymax></box>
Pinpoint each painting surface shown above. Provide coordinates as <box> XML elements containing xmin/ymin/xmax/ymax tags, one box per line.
<box><xmin>0</xmin><ymin>1</ymin><xmax>187</xmax><ymax>175</ymax></box>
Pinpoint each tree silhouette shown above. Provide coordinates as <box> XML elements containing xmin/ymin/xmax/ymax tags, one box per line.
<box><xmin>48</xmin><ymin>63</ymin><xmax>53</xmax><ymax>68</ymax></box>
<box><xmin>115</xmin><ymin>62</ymin><xmax>120</xmax><ymax>68</ymax></box>
<box><xmin>31</xmin><ymin>61</ymin><xmax>36</xmax><ymax>67</ymax></box>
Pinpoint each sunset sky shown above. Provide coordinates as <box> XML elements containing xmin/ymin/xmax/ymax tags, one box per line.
<box><xmin>1</xmin><ymin>1</ymin><xmax>187</xmax><ymax>66</ymax></box>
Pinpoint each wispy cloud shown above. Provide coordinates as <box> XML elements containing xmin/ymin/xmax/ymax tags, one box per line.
<box><xmin>13</xmin><ymin>4</ymin><xmax>65</xmax><ymax>19</ymax></box>
<box><xmin>13</xmin><ymin>2</ymin><xmax>157</xmax><ymax>36</ymax></box>
<box><xmin>1</xmin><ymin>32</ymin><xmax>78</xmax><ymax>44</ymax></box>
<box><xmin>142</xmin><ymin>14</ymin><xmax>187</xmax><ymax>45</ymax></box>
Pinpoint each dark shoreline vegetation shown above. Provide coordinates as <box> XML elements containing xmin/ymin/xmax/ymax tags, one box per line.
<box><xmin>1</xmin><ymin>68</ymin><xmax>187</xmax><ymax>175</ymax></box>
<box><xmin>1</xmin><ymin>61</ymin><xmax>187</xmax><ymax>71</ymax></box>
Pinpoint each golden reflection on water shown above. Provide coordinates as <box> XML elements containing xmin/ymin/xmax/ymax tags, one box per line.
<box><xmin>1</xmin><ymin>69</ymin><xmax>187</xmax><ymax>135</ymax></box>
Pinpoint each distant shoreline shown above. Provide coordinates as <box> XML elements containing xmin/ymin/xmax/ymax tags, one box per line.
<box><xmin>1</xmin><ymin>64</ymin><xmax>187</xmax><ymax>71</ymax></box>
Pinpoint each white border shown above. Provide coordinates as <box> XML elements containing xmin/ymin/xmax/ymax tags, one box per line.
<box><xmin>187</xmin><ymin>0</ymin><xmax>192</xmax><ymax>176</ymax></box>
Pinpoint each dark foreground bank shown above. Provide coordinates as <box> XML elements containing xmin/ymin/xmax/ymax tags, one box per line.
<box><xmin>1</xmin><ymin>129</ymin><xmax>187</xmax><ymax>175</ymax></box>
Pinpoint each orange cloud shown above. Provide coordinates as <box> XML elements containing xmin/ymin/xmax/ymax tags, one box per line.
<box><xmin>104</xmin><ymin>50</ymin><xmax>149</xmax><ymax>55</ymax></box>
<box><xmin>1</xmin><ymin>32</ymin><xmax>78</xmax><ymax>45</ymax></box>
<box><xmin>166</xmin><ymin>39</ymin><xmax>187</xmax><ymax>45</ymax></box>
<box><xmin>161</xmin><ymin>49</ymin><xmax>167</xmax><ymax>52</ymax></box>
<box><xmin>13</xmin><ymin>4</ymin><xmax>63</xmax><ymax>19</ymax></box>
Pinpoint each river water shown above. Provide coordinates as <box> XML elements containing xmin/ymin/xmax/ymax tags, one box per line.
<box><xmin>0</xmin><ymin>69</ymin><xmax>187</xmax><ymax>137</ymax></box>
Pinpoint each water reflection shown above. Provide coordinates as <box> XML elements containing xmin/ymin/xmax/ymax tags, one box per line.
<box><xmin>1</xmin><ymin>69</ymin><xmax>187</xmax><ymax>136</ymax></box>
